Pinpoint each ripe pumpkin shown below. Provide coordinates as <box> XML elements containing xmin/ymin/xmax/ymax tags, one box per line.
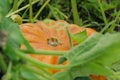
<box><xmin>20</xmin><ymin>20</ymin><xmax>96</xmax><ymax>73</ymax></box>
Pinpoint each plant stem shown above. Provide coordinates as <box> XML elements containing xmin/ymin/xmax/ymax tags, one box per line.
<box><xmin>48</xmin><ymin>4</ymin><xmax>59</xmax><ymax>20</ymax></box>
<box><xmin>101</xmin><ymin>11</ymin><xmax>120</xmax><ymax>33</ymax></box>
<box><xmin>0</xmin><ymin>53</ymin><xmax>7</xmax><ymax>73</ymax></box>
<box><xmin>48</xmin><ymin>4</ymin><xmax>68</xmax><ymax>20</ymax></box>
<box><xmin>12</xmin><ymin>0</ymin><xmax>18</xmax><ymax>11</ymax></box>
<box><xmin>100</xmin><ymin>20</ymin><xmax>114</xmax><ymax>33</ymax></box>
<box><xmin>6</xmin><ymin>0</ymin><xmax>39</xmax><ymax>17</ymax></box>
<box><xmin>15</xmin><ymin>50</ymin><xmax>69</xmax><ymax>69</ymax></box>
<box><xmin>97</xmin><ymin>0</ymin><xmax>108</xmax><ymax>26</ymax></box>
<box><xmin>22</xmin><ymin>8</ymin><xmax>29</xmax><ymax>18</ymax></box>
<box><xmin>65</xmin><ymin>27</ymin><xmax>73</xmax><ymax>48</ymax></box>
<box><xmin>54</xmin><ymin>7</ymin><xmax>68</xmax><ymax>20</ymax></box>
<box><xmin>107</xmin><ymin>11</ymin><xmax>120</xmax><ymax>32</ymax></box>
<box><xmin>23</xmin><ymin>65</ymin><xmax>56</xmax><ymax>80</ymax></box>
<box><xmin>29</xmin><ymin>0</ymin><xmax>33</xmax><ymax>22</ymax></box>
<box><xmin>2</xmin><ymin>62</ymin><xmax>12</xmax><ymax>80</ymax></box>
<box><xmin>21</xmin><ymin>34</ymin><xmax>34</xmax><ymax>51</ymax></box>
<box><xmin>71</xmin><ymin>0</ymin><xmax>81</xmax><ymax>26</ymax></box>
<box><xmin>33</xmin><ymin>0</ymin><xmax>50</xmax><ymax>20</ymax></box>
<box><xmin>21</xmin><ymin>49</ymin><xmax>67</xmax><ymax>56</ymax></box>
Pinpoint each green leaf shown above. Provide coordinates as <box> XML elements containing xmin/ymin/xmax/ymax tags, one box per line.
<box><xmin>21</xmin><ymin>68</ymin><xmax>40</xmax><ymax>80</ymax></box>
<box><xmin>10</xmin><ymin>64</ymin><xmax>21</xmax><ymax>80</ymax></box>
<box><xmin>65</xmin><ymin>32</ymin><xmax>120</xmax><ymax>77</ymax></box>
<box><xmin>68</xmin><ymin>33</ymin><xmax>120</xmax><ymax>67</ymax></box>
<box><xmin>0</xmin><ymin>0</ymin><xmax>10</xmax><ymax>22</ymax></box>
<box><xmin>65</xmin><ymin>33</ymin><xmax>102</xmax><ymax>66</ymax></box>
<box><xmin>70</xmin><ymin>62</ymin><xmax>113</xmax><ymax>78</ymax></box>
<box><xmin>0</xmin><ymin>18</ymin><xmax>33</xmax><ymax>60</ymax></box>
<box><xmin>91</xmin><ymin>33</ymin><xmax>120</xmax><ymax>67</ymax></box>
<box><xmin>53</xmin><ymin>71</ymin><xmax>73</xmax><ymax>80</ymax></box>
<box><xmin>111</xmin><ymin>60</ymin><xmax>120</xmax><ymax>72</ymax></box>
<box><xmin>54</xmin><ymin>70</ymin><xmax>92</xmax><ymax>80</ymax></box>
<box><xmin>58</xmin><ymin>57</ymin><xmax>67</xmax><ymax>64</ymax></box>
<box><xmin>71</xmin><ymin>30</ymin><xmax>87</xmax><ymax>43</ymax></box>
<box><xmin>74</xmin><ymin>33</ymin><xmax>120</xmax><ymax>68</ymax></box>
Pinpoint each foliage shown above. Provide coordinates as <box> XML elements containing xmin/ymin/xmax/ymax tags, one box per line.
<box><xmin>0</xmin><ymin>0</ymin><xmax>10</xmax><ymax>22</ymax></box>
<box><xmin>0</xmin><ymin>0</ymin><xmax>120</xmax><ymax>80</ymax></box>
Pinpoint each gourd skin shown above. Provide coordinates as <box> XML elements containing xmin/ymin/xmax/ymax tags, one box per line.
<box><xmin>20</xmin><ymin>20</ymin><xmax>96</xmax><ymax>73</ymax></box>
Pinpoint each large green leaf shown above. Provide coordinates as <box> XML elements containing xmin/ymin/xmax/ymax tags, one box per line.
<box><xmin>65</xmin><ymin>33</ymin><xmax>102</xmax><ymax>66</ymax></box>
<box><xmin>67</xmin><ymin>33</ymin><xmax>120</xmax><ymax>67</ymax></box>
<box><xmin>78</xmin><ymin>33</ymin><xmax>120</xmax><ymax>67</ymax></box>
<box><xmin>70</xmin><ymin>62</ymin><xmax>113</xmax><ymax>78</ymax></box>
<box><xmin>65</xmin><ymin>32</ymin><xmax>120</xmax><ymax>78</ymax></box>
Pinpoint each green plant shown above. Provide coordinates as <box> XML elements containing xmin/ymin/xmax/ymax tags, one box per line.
<box><xmin>0</xmin><ymin>0</ymin><xmax>120</xmax><ymax>80</ymax></box>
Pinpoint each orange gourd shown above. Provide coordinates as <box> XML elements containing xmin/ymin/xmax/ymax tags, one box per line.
<box><xmin>20</xmin><ymin>20</ymin><xmax>96</xmax><ymax>73</ymax></box>
<box><xmin>90</xmin><ymin>74</ymin><xmax>107</xmax><ymax>80</ymax></box>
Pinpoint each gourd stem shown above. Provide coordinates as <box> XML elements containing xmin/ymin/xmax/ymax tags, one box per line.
<box><xmin>21</xmin><ymin>49</ymin><xmax>67</xmax><ymax>56</ymax></box>
<box><xmin>15</xmin><ymin>50</ymin><xmax>69</xmax><ymax>69</ymax></box>
<box><xmin>33</xmin><ymin>0</ymin><xmax>50</xmax><ymax>20</ymax></box>
<box><xmin>6</xmin><ymin>0</ymin><xmax>39</xmax><ymax>17</ymax></box>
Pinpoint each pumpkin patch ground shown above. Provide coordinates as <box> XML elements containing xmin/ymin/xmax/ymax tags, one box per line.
<box><xmin>0</xmin><ymin>0</ymin><xmax>120</xmax><ymax>80</ymax></box>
